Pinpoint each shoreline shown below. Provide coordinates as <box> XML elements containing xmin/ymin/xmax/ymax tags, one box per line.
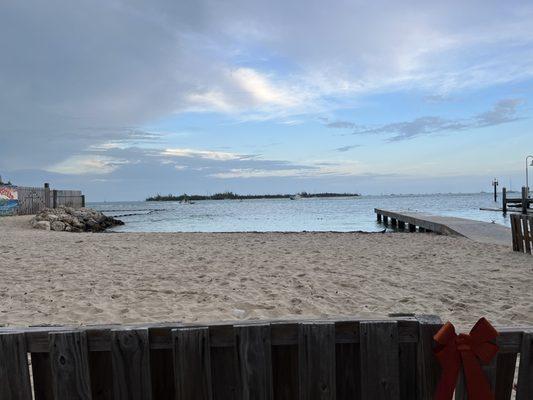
<box><xmin>1</xmin><ymin>216</ymin><xmax>531</xmax><ymax>330</ymax></box>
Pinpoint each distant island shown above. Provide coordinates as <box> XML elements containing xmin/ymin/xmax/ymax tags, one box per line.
<box><xmin>146</xmin><ymin>191</ymin><xmax>360</xmax><ymax>202</ymax></box>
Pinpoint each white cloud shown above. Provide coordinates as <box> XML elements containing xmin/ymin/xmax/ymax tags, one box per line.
<box><xmin>211</xmin><ymin>168</ymin><xmax>313</xmax><ymax>178</ymax></box>
<box><xmin>162</xmin><ymin>148</ymin><xmax>249</xmax><ymax>161</ymax></box>
<box><xmin>46</xmin><ymin>156</ymin><xmax>127</xmax><ymax>175</ymax></box>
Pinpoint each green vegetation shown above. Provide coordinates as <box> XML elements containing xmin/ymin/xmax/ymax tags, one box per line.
<box><xmin>146</xmin><ymin>191</ymin><xmax>360</xmax><ymax>201</ymax></box>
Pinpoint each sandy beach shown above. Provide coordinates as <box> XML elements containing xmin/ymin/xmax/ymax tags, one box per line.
<box><xmin>0</xmin><ymin>215</ymin><xmax>531</xmax><ymax>329</ymax></box>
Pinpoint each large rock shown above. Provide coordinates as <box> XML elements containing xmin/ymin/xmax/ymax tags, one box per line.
<box><xmin>32</xmin><ymin>220</ymin><xmax>51</xmax><ymax>230</ymax></box>
<box><xmin>30</xmin><ymin>206</ymin><xmax>124</xmax><ymax>233</ymax></box>
<box><xmin>51</xmin><ymin>221</ymin><xmax>66</xmax><ymax>231</ymax></box>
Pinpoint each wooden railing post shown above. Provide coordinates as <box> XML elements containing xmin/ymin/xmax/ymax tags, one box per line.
<box><xmin>52</xmin><ymin>190</ymin><xmax>58</xmax><ymax>209</ymax></box>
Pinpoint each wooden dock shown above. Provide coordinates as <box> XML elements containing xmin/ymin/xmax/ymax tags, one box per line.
<box><xmin>375</xmin><ymin>208</ymin><xmax>512</xmax><ymax>246</ymax></box>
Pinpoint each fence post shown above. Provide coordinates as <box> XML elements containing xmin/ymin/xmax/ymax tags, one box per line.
<box><xmin>52</xmin><ymin>190</ymin><xmax>57</xmax><ymax>209</ymax></box>
<box><xmin>522</xmin><ymin>187</ymin><xmax>528</xmax><ymax>214</ymax></box>
<box><xmin>44</xmin><ymin>183</ymin><xmax>51</xmax><ymax>208</ymax></box>
<box><xmin>81</xmin><ymin>195</ymin><xmax>85</xmax><ymax>208</ymax></box>
<box><xmin>502</xmin><ymin>187</ymin><xmax>507</xmax><ymax>214</ymax></box>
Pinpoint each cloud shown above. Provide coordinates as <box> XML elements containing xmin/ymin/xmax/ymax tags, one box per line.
<box><xmin>46</xmin><ymin>155</ymin><xmax>128</xmax><ymax>175</ymax></box>
<box><xmin>476</xmin><ymin>98</ymin><xmax>524</xmax><ymax>126</ymax></box>
<box><xmin>334</xmin><ymin>145</ymin><xmax>361</xmax><ymax>152</ymax></box>
<box><xmin>162</xmin><ymin>148</ymin><xmax>252</xmax><ymax>161</ymax></box>
<box><xmin>327</xmin><ymin>121</ymin><xmax>357</xmax><ymax>129</ymax></box>
<box><xmin>2</xmin><ymin>1</ymin><xmax>533</xmax><ymax>172</ymax></box>
<box><xmin>326</xmin><ymin>98</ymin><xmax>524</xmax><ymax>141</ymax></box>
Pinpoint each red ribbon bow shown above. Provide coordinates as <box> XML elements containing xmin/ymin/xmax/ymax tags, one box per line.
<box><xmin>433</xmin><ymin>318</ymin><xmax>499</xmax><ymax>400</ymax></box>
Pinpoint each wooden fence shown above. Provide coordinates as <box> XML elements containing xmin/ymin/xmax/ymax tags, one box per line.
<box><xmin>511</xmin><ymin>213</ymin><xmax>533</xmax><ymax>254</ymax></box>
<box><xmin>0</xmin><ymin>184</ymin><xmax>84</xmax><ymax>216</ymax></box>
<box><xmin>0</xmin><ymin>316</ymin><xmax>532</xmax><ymax>399</ymax></box>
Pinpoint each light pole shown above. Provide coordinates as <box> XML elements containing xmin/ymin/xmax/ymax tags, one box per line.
<box><xmin>526</xmin><ymin>155</ymin><xmax>533</xmax><ymax>196</ymax></box>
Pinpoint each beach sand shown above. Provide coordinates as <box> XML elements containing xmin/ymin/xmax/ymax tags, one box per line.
<box><xmin>0</xmin><ymin>215</ymin><xmax>531</xmax><ymax>329</ymax></box>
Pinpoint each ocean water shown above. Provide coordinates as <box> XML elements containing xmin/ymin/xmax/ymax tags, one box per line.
<box><xmin>89</xmin><ymin>193</ymin><xmax>511</xmax><ymax>233</ymax></box>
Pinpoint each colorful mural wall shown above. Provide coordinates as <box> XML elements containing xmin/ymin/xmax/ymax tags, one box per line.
<box><xmin>0</xmin><ymin>186</ymin><xmax>18</xmax><ymax>215</ymax></box>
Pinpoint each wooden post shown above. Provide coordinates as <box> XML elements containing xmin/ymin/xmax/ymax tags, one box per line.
<box><xmin>398</xmin><ymin>221</ymin><xmax>405</xmax><ymax>230</ymax></box>
<box><xmin>383</xmin><ymin>216</ymin><xmax>388</xmax><ymax>226</ymax></box>
<box><xmin>493</xmin><ymin>178</ymin><xmax>498</xmax><ymax>202</ymax></box>
<box><xmin>52</xmin><ymin>190</ymin><xmax>58</xmax><ymax>209</ymax></box>
<box><xmin>44</xmin><ymin>183</ymin><xmax>51</xmax><ymax>209</ymax></box>
<box><xmin>502</xmin><ymin>187</ymin><xmax>507</xmax><ymax>214</ymax></box>
<box><xmin>522</xmin><ymin>187</ymin><xmax>528</xmax><ymax>214</ymax></box>
<box><xmin>517</xmin><ymin>332</ymin><xmax>533</xmax><ymax>400</ymax></box>
<box><xmin>408</xmin><ymin>224</ymin><xmax>416</xmax><ymax>232</ymax></box>
<box><xmin>391</xmin><ymin>218</ymin><xmax>397</xmax><ymax>227</ymax></box>
<box><xmin>0</xmin><ymin>333</ymin><xmax>33</xmax><ymax>400</ymax></box>
<box><xmin>81</xmin><ymin>195</ymin><xmax>86</xmax><ymax>208</ymax></box>
<box><xmin>298</xmin><ymin>323</ymin><xmax>335</xmax><ymax>400</ymax></box>
<box><xmin>377</xmin><ymin>213</ymin><xmax>382</xmax><ymax>223</ymax></box>
<box><xmin>360</xmin><ymin>321</ymin><xmax>400</xmax><ymax>399</ymax></box>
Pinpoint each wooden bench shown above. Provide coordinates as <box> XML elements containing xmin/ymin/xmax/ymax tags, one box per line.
<box><xmin>0</xmin><ymin>315</ymin><xmax>532</xmax><ymax>399</ymax></box>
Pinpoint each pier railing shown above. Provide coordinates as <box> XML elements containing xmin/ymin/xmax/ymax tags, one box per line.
<box><xmin>511</xmin><ymin>213</ymin><xmax>533</xmax><ymax>254</ymax></box>
<box><xmin>1</xmin><ymin>316</ymin><xmax>532</xmax><ymax>399</ymax></box>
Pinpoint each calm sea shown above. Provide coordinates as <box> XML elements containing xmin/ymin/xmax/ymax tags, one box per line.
<box><xmin>89</xmin><ymin>193</ymin><xmax>510</xmax><ymax>233</ymax></box>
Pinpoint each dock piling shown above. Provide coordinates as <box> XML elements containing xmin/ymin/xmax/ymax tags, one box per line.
<box><xmin>522</xmin><ymin>187</ymin><xmax>529</xmax><ymax>214</ymax></box>
<box><xmin>502</xmin><ymin>187</ymin><xmax>507</xmax><ymax>214</ymax></box>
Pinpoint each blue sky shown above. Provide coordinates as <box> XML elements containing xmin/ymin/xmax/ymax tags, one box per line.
<box><xmin>1</xmin><ymin>0</ymin><xmax>533</xmax><ymax>200</ymax></box>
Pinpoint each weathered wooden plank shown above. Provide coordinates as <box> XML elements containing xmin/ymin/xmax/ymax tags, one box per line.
<box><xmin>1</xmin><ymin>319</ymin><xmax>527</xmax><ymax>352</ymax></box>
<box><xmin>31</xmin><ymin>352</ymin><xmax>55</xmax><ymax>400</ymax></box>
<box><xmin>90</xmin><ymin>350</ymin><xmax>113</xmax><ymax>400</ymax></box>
<box><xmin>494</xmin><ymin>352</ymin><xmax>518</xmax><ymax>400</ymax></box>
<box><xmin>360</xmin><ymin>321</ymin><xmax>400</xmax><ymax>400</ymax></box>
<box><xmin>0</xmin><ymin>333</ymin><xmax>32</xmax><ymax>400</ymax></box>
<box><xmin>235</xmin><ymin>324</ymin><xmax>273</xmax><ymax>400</ymax></box>
<box><xmin>111</xmin><ymin>329</ymin><xmax>152</xmax><ymax>400</ymax></box>
<box><xmin>512</xmin><ymin>214</ymin><xmax>524</xmax><ymax>252</ymax></box>
<box><xmin>298</xmin><ymin>322</ymin><xmax>336</xmax><ymax>400</ymax></box>
<box><xmin>522</xmin><ymin>217</ymin><xmax>531</xmax><ymax>254</ymax></box>
<box><xmin>517</xmin><ymin>332</ymin><xmax>533</xmax><ymax>400</ymax></box>
<box><xmin>272</xmin><ymin>344</ymin><xmax>299</xmax><ymax>400</ymax></box>
<box><xmin>335</xmin><ymin>320</ymin><xmax>360</xmax><ymax>400</ymax></box>
<box><xmin>150</xmin><ymin>349</ymin><xmax>175</xmax><ymax>399</ymax></box>
<box><xmin>399</xmin><ymin>339</ymin><xmax>417</xmax><ymax>399</ymax></box>
<box><xmin>173</xmin><ymin>327</ymin><xmax>213</xmax><ymax>400</ymax></box>
<box><xmin>49</xmin><ymin>331</ymin><xmax>92</xmax><ymax>400</ymax></box>
<box><xmin>415</xmin><ymin>315</ymin><xmax>442</xmax><ymax>400</ymax></box>
<box><xmin>211</xmin><ymin>346</ymin><xmax>238</xmax><ymax>399</ymax></box>
<box><xmin>335</xmin><ymin>342</ymin><xmax>360</xmax><ymax>400</ymax></box>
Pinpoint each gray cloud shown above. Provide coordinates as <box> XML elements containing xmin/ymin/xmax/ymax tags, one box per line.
<box><xmin>327</xmin><ymin>121</ymin><xmax>357</xmax><ymax>129</ymax></box>
<box><xmin>334</xmin><ymin>145</ymin><xmax>361</xmax><ymax>152</ymax></box>
<box><xmin>326</xmin><ymin>98</ymin><xmax>524</xmax><ymax>141</ymax></box>
<box><xmin>2</xmin><ymin>1</ymin><xmax>533</xmax><ymax>172</ymax></box>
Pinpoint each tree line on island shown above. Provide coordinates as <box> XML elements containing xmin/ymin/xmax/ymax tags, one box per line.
<box><xmin>146</xmin><ymin>191</ymin><xmax>360</xmax><ymax>201</ymax></box>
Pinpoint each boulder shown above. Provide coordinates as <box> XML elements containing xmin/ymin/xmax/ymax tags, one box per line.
<box><xmin>32</xmin><ymin>220</ymin><xmax>51</xmax><ymax>230</ymax></box>
<box><xmin>30</xmin><ymin>207</ymin><xmax>124</xmax><ymax>233</ymax></box>
<box><xmin>51</xmin><ymin>221</ymin><xmax>66</xmax><ymax>231</ymax></box>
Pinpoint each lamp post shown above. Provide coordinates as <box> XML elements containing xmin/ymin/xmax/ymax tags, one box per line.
<box><xmin>526</xmin><ymin>155</ymin><xmax>533</xmax><ymax>196</ymax></box>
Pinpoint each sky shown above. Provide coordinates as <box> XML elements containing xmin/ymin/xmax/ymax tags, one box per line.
<box><xmin>1</xmin><ymin>0</ymin><xmax>533</xmax><ymax>201</ymax></box>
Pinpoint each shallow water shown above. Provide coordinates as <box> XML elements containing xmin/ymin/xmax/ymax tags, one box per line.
<box><xmin>90</xmin><ymin>193</ymin><xmax>511</xmax><ymax>232</ymax></box>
